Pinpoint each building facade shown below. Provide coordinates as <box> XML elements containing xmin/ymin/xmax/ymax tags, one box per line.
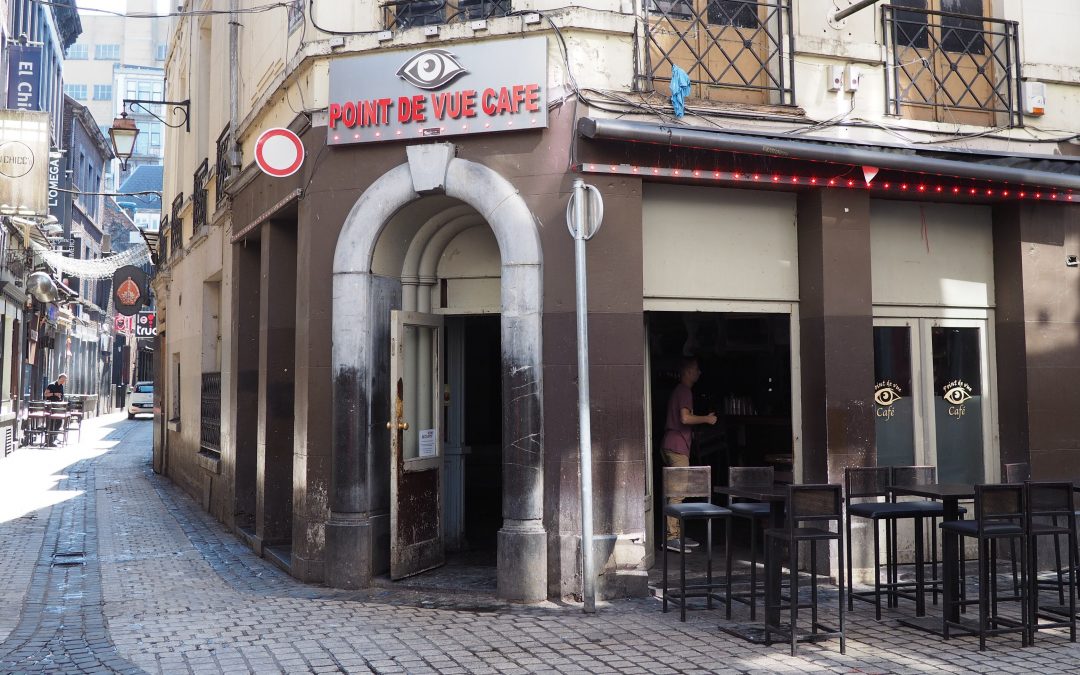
<box><xmin>156</xmin><ymin>0</ymin><xmax>1080</xmax><ymax>601</ymax></box>
<box><xmin>62</xmin><ymin>0</ymin><xmax>167</xmax><ymax>188</ymax></box>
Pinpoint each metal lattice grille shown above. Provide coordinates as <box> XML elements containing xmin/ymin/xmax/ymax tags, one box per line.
<box><xmin>193</xmin><ymin>159</ymin><xmax>209</xmax><ymax>233</ymax></box>
<box><xmin>643</xmin><ymin>0</ymin><xmax>794</xmax><ymax>105</ymax></box>
<box><xmin>200</xmin><ymin>372</ymin><xmax>221</xmax><ymax>455</ymax></box>
<box><xmin>170</xmin><ymin>194</ymin><xmax>184</xmax><ymax>256</ymax></box>
<box><xmin>383</xmin><ymin>0</ymin><xmax>510</xmax><ymax>30</ymax></box>
<box><xmin>215</xmin><ymin>126</ymin><xmax>232</xmax><ymax>208</ymax></box>
<box><xmin>883</xmin><ymin>3</ymin><xmax>1022</xmax><ymax>127</ymax></box>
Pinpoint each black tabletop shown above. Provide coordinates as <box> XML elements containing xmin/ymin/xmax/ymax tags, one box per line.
<box><xmin>713</xmin><ymin>484</ymin><xmax>789</xmax><ymax>502</ymax></box>
<box><xmin>888</xmin><ymin>483</ymin><xmax>975</xmax><ymax>500</ymax></box>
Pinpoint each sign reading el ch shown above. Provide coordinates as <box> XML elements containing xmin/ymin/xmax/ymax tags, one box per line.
<box><xmin>327</xmin><ymin>37</ymin><xmax>548</xmax><ymax>145</ymax></box>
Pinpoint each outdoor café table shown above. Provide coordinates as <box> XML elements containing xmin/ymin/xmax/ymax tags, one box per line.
<box><xmin>887</xmin><ymin>482</ymin><xmax>975</xmax><ymax>637</ymax></box>
<box><xmin>712</xmin><ymin>483</ymin><xmax>790</xmax><ymax>644</ymax></box>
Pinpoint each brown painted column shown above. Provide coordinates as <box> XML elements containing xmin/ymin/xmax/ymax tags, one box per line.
<box><xmin>993</xmin><ymin>203</ymin><xmax>1080</xmax><ymax>481</ymax></box>
<box><xmin>256</xmin><ymin>221</ymin><xmax>297</xmax><ymax>548</ymax></box>
<box><xmin>797</xmin><ymin>188</ymin><xmax>875</xmax><ymax>484</ymax></box>
<box><xmin>231</xmin><ymin>239</ymin><xmax>261</xmax><ymax>535</ymax></box>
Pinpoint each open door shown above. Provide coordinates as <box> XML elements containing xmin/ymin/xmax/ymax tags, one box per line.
<box><xmin>390</xmin><ymin>310</ymin><xmax>445</xmax><ymax>580</ymax></box>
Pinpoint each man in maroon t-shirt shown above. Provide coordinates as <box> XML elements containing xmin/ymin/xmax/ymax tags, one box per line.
<box><xmin>661</xmin><ymin>357</ymin><xmax>717</xmax><ymax>552</ymax></box>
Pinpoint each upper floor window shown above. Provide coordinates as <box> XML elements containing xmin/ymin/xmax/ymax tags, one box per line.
<box><xmin>155</xmin><ymin>43</ymin><xmax>167</xmax><ymax>61</ymax></box>
<box><xmin>884</xmin><ymin>1</ymin><xmax>1021</xmax><ymax>127</ymax></box>
<box><xmin>64</xmin><ymin>84</ymin><xmax>87</xmax><ymax>100</ymax></box>
<box><xmin>384</xmin><ymin>0</ymin><xmax>511</xmax><ymax>30</ymax></box>
<box><xmin>93</xmin><ymin>84</ymin><xmax>112</xmax><ymax>101</ymax></box>
<box><xmin>95</xmin><ymin>44</ymin><xmax>121</xmax><ymax>60</ymax></box>
<box><xmin>643</xmin><ymin>0</ymin><xmax>794</xmax><ymax>106</ymax></box>
<box><xmin>66</xmin><ymin>44</ymin><xmax>88</xmax><ymax>59</ymax></box>
<box><xmin>288</xmin><ymin>0</ymin><xmax>305</xmax><ymax>33</ymax></box>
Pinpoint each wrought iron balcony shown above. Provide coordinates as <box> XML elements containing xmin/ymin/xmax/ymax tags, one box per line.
<box><xmin>383</xmin><ymin>0</ymin><xmax>510</xmax><ymax>30</ymax></box>
<box><xmin>883</xmin><ymin>3</ymin><xmax>1022</xmax><ymax>127</ymax></box>
<box><xmin>643</xmin><ymin>0</ymin><xmax>794</xmax><ymax>106</ymax></box>
<box><xmin>170</xmin><ymin>193</ymin><xmax>183</xmax><ymax>257</ymax></box>
<box><xmin>200</xmin><ymin>371</ymin><xmax>221</xmax><ymax>456</ymax></box>
<box><xmin>159</xmin><ymin>216</ymin><xmax>169</xmax><ymax>263</ymax></box>
<box><xmin>215</xmin><ymin>126</ymin><xmax>232</xmax><ymax>208</ymax></box>
<box><xmin>193</xmin><ymin>159</ymin><xmax>209</xmax><ymax>233</ymax></box>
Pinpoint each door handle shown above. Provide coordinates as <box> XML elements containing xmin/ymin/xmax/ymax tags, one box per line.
<box><xmin>386</xmin><ymin>421</ymin><xmax>410</xmax><ymax>431</ymax></box>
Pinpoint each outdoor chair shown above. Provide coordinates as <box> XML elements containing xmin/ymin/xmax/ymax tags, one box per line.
<box><xmin>940</xmin><ymin>484</ymin><xmax>1030</xmax><ymax>651</ymax></box>
<box><xmin>25</xmin><ymin>401</ymin><xmax>48</xmax><ymax>446</ymax></box>
<box><xmin>764</xmin><ymin>484</ymin><xmax>845</xmax><ymax>656</ymax></box>
<box><xmin>724</xmin><ymin>465</ymin><xmax>774</xmax><ymax>620</ymax></box>
<box><xmin>1025</xmin><ymin>481</ymin><xmax>1076</xmax><ymax>644</ymax></box>
<box><xmin>845</xmin><ymin>467</ymin><xmax>943</xmax><ymax>620</ymax></box>
<box><xmin>44</xmin><ymin>401</ymin><xmax>69</xmax><ymax>447</ymax></box>
<box><xmin>661</xmin><ymin>465</ymin><xmax>732</xmax><ymax>622</ymax></box>
<box><xmin>66</xmin><ymin>398</ymin><xmax>85</xmax><ymax>444</ymax></box>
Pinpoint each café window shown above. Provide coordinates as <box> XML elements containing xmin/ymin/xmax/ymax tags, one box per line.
<box><xmin>384</xmin><ymin>0</ymin><xmax>511</xmax><ymax>30</ymax></box>
<box><xmin>643</xmin><ymin>0</ymin><xmax>794</xmax><ymax>106</ymax></box>
<box><xmin>883</xmin><ymin>1</ymin><xmax>1022</xmax><ymax>127</ymax></box>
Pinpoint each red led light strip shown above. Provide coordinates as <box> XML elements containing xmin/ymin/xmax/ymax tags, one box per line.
<box><xmin>581</xmin><ymin>164</ymin><xmax>1074</xmax><ymax>201</ymax></box>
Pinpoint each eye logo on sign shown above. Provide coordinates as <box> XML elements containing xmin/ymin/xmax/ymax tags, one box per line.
<box><xmin>874</xmin><ymin>380</ymin><xmax>903</xmax><ymax>421</ymax></box>
<box><xmin>943</xmin><ymin>379</ymin><xmax>974</xmax><ymax>419</ymax></box>
<box><xmin>397</xmin><ymin>49</ymin><xmax>468</xmax><ymax>90</ymax></box>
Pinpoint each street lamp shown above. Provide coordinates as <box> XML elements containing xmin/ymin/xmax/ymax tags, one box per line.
<box><xmin>108</xmin><ymin>112</ymin><xmax>139</xmax><ymax>171</ymax></box>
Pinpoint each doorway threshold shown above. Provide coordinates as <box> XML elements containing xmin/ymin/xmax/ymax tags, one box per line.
<box><xmin>376</xmin><ymin>551</ymin><xmax>498</xmax><ymax>595</ymax></box>
<box><xmin>264</xmin><ymin>543</ymin><xmax>293</xmax><ymax>574</ymax></box>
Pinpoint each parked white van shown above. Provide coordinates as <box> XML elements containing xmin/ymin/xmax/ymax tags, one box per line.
<box><xmin>127</xmin><ymin>381</ymin><xmax>154</xmax><ymax>419</ymax></box>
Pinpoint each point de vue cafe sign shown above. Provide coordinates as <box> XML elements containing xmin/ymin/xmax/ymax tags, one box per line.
<box><xmin>327</xmin><ymin>36</ymin><xmax>548</xmax><ymax>145</ymax></box>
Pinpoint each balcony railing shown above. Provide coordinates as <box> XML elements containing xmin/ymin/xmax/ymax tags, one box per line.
<box><xmin>215</xmin><ymin>126</ymin><xmax>232</xmax><ymax>208</ymax></box>
<box><xmin>170</xmin><ymin>193</ymin><xmax>183</xmax><ymax>257</ymax></box>
<box><xmin>193</xmin><ymin>159</ymin><xmax>209</xmax><ymax>233</ymax></box>
<box><xmin>883</xmin><ymin>4</ymin><xmax>1022</xmax><ymax>127</ymax></box>
<box><xmin>159</xmin><ymin>215</ymin><xmax>169</xmax><ymax>263</ymax></box>
<box><xmin>383</xmin><ymin>0</ymin><xmax>510</xmax><ymax>30</ymax></box>
<box><xmin>200</xmin><ymin>371</ymin><xmax>221</xmax><ymax>455</ymax></box>
<box><xmin>643</xmin><ymin>0</ymin><xmax>794</xmax><ymax>106</ymax></box>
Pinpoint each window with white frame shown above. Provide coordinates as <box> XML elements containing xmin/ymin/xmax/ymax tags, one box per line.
<box><xmin>67</xmin><ymin>44</ymin><xmax>88</xmax><ymax>59</ymax></box>
<box><xmin>64</xmin><ymin>84</ymin><xmax>87</xmax><ymax>100</ymax></box>
<box><xmin>95</xmin><ymin>44</ymin><xmax>120</xmax><ymax>60</ymax></box>
<box><xmin>93</xmin><ymin>84</ymin><xmax>112</xmax><ymax>100</ymax></box>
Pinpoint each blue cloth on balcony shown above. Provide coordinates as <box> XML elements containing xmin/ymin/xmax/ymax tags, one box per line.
<box><xmin>670</xmin><ymin>65</ymin><xmax>691</xmax><ymax>117</ymax></box>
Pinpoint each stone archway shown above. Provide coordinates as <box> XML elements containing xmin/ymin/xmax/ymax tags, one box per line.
<box><xmin>327</xmin><ymin>144</ymin><xmax>546</xmax><ymax>602</ymax></box>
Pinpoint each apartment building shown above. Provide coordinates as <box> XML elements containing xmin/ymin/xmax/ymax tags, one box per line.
<box><xmin>156</xmin><ymin>0</ymin><xmax>1080</xmax><ymax>602</ymax></box>
<box><xmin>62</xmin><ymin>0</ymin><xmax>168</xmax><ymax>188</ymax></box>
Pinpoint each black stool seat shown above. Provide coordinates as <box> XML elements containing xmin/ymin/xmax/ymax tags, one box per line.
<box><xmin>941</xmin><ymin>520</ymin><xmax>1022</xmax><ymax>537</ymax></box>
<box><xmin>850</xmin><ymin>501</ymin><xmax>945</xmax><ymax>519</ymax></box>
<box><xmin>729</xmin><ymin>502</ymin><xmax>771</xmax><ymax>517</ymax></box>
<box><xmin>665</xmin><ymin>503</ymin><xmax>731</xmax><ymax>518</ymax></box>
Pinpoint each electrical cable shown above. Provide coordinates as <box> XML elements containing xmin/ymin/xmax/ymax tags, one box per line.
<box><xmin>32</xmin><ymin>0</ymin><xmax>294</xmax><ymax>19</ymax></box>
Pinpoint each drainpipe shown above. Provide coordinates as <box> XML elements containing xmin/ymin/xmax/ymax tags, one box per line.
<box><xmin>229</xmin><ymin>0</ymin><xmax>240</xmax><ymax>168</ymax></box>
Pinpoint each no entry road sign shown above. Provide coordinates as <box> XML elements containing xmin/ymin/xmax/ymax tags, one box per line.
<box><xmin>254</xmin><ymin>127</ymin><xmax>304</xmax><ymax>178</ymax></box>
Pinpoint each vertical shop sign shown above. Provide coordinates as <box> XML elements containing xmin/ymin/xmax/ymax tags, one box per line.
<box><xmin>7</xmin><ymin>44</ymin><xmax>42</xmax><ymax>111</ymax></box>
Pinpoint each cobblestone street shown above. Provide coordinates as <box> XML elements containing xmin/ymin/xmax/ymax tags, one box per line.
<box><xmin>0</xmin><ymin>415</ymin><xmax>1077</xmax><ymax>674</ymax></box>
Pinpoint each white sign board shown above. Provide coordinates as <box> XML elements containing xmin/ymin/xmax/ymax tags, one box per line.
<box><xmin>0</xmin><ymin>110</ymin><xmax>50</xmax><ymax>216</ymax></box>
<box><xmin>418</xmin><ymin>428</ymin><xmax>437</xmax><ymax>458</ymax></box>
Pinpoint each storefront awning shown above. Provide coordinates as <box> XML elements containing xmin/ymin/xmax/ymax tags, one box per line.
<box><xmin>578</xmin><ymin>118</ymin><xmax>1080</xmax><ymax>193</ymax></box>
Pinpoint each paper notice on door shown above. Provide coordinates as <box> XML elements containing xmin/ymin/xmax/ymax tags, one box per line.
<box><xmin>419</xmin><ymin>428</ymin><xmax>437</xmax><ymax>458</ymax></box>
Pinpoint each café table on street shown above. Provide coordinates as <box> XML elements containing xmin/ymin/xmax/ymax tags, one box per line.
<box><xmin>887</xmin><ymin>482</ymin><xmax>976</xmax><ymax>637</ymax></box>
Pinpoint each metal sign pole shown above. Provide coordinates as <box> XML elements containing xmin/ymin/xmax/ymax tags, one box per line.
<box><xmin>568</xmin><ymin>178</ymin><xmax>603</xmax><ymax>614</ymax></box>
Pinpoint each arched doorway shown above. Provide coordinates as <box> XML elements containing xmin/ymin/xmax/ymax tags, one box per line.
<box><xmin>327</xmin><ymin>145</ymin><xmax>546</xmax><ymax>602</ymax></box>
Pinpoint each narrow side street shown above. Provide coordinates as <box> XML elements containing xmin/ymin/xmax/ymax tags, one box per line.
<box><xmin>0</xmin><ymin>415</ymin><xmax>1076</xmax><ymax>674</ymax></box>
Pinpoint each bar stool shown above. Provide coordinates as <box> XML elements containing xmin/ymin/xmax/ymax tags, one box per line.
<box><xmin>845</xmin><ymin>467</ymin><xmax>942</xmax><ymax>620</ymax></box>
<box><xmin>724</xmin><ymin>466</ymin><xmax>774</xmax><ymax>620</ymax></box>
<box><xmin>45</xmin><ymin>402</ymin><xmax>69</xmax><ymax>446</ymax></box>
<box><xmin>764</xmin><ymin>484</ymin><xmax>845</xmax><ymax>656</ymax></box>
<box><xmin>1026</xmin><ymin>481</ymin><xmax>1076</xmax><ymax>644</ymax></box>
<box><xmin>66</xmin><ymin>398</ymin><xmax>85</xmax><ymax>444</ymax></box>
<box><xmin>1004</xmin><ymin>463</ymin><xmax>1031</xmax><ymax>595</ymax></box>
<box><xmin>661</xmin><ymin>466</ymin><xmax>732</xmax><ymax>622</ymax></box>
<box><xmin>25</xmin><ymin>401</ymin><xmax>48</xmax><ymax>446</ymax></box>
<box><xmin>940</xmin><ymin>483</ymin><xmax>1030</xmax><ymax>651</ymax></box>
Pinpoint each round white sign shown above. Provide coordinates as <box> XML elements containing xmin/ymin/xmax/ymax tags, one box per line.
<box><xmin>0</xmin><ymin>141</ymin><xmax>35</xmax><ymax>179</ymax></box>
<box><xmin>254</xmin><ymin>128</ymin><xmax>304</xmax><ymax>178</ymax></box>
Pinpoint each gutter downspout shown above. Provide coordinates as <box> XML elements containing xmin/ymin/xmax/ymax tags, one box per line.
<box><xmin>578</xmin><ymin>118</ymin><xmax>1080</xmax><ymax>192</ymax></box>
<box><xmin>229</xmin><ymin>0</ymin><xmax>240</xmax><ymax>169</ymax></box>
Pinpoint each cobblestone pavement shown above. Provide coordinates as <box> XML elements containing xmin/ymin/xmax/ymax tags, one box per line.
<box><xmin>2</xmin><ymin>416</ymin><xmax>1080</xmax><ymax>674</ymax></box>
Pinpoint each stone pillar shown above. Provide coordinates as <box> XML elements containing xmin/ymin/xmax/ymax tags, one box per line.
<box><xmin>993</xmin><ymin>202</ymin><xmax>1080</xmax><ymax>481</ymax></box>
<box><xmin>497</xmin><ymin>262</ymin><xmax>548</xmax><ymax>603</ymax></box>
<box><xmin>231</xmin><ymin>240</ymin><xmax>261</xmax><ymax>535</ymax></box>
<box><xmin>797</xmin><ymin>188</ymin><xmax>875</xmax><ymax>483</ymax></box>
<box><xmin>255</xmin><ymin>220</ymin><xmax>297</xmax><ymax>548</ymax></box>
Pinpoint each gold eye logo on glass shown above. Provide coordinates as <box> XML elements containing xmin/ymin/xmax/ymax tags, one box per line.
<box><xmin>942</xmin><ymin>380</ymin><xmax>973</xmax><ymax>419</ymax></box>
<box><xmin>874</xmin><ymin>381</ymin><xmax>903</xmax><ymax>420</ymax></box>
